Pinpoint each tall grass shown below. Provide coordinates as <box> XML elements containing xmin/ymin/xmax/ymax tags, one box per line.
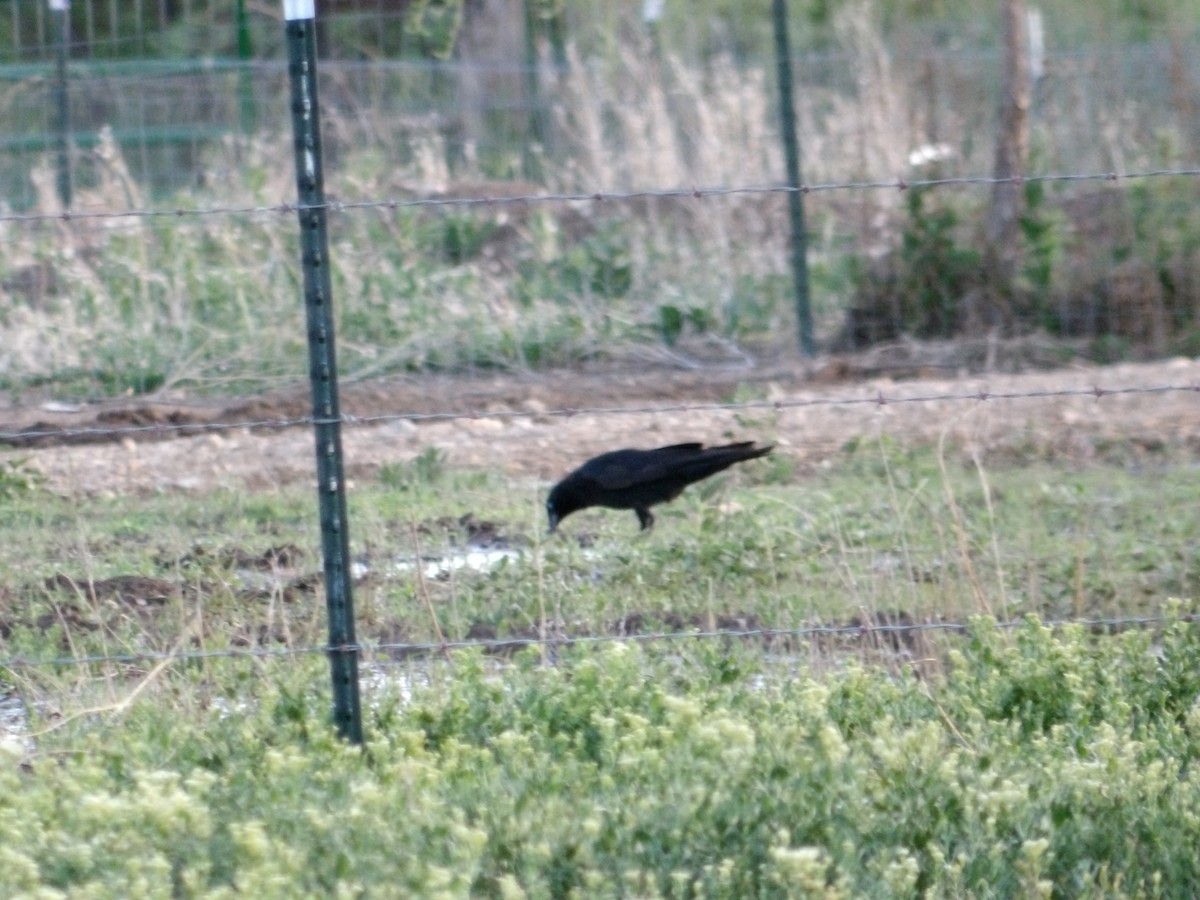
<box><xmin>2</xmin><ymin>6</ymin><xmax>1198</xmax><ymax>396</ymax></box>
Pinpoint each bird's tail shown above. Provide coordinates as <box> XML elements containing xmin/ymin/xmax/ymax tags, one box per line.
<box><xmin>679</xmin><ymin>441</ymin><xmax>773</xmax><ymax>479</ymax></box>
<box><xmin>709</xmin><ymin>441</ymin><xmax>773</xmax><ymax>461</ymax></box>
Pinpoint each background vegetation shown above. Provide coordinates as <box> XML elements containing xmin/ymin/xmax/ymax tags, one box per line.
<box><xmin>1</xmin><ymin>0</ymin><xmax>1199</xmax><ymax>398</ymax></box>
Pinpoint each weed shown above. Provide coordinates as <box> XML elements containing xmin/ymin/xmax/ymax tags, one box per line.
<box><xmin>0</xmin><ymin>458</ymin><xmax>45</xmax><ymax>500</ymax></box>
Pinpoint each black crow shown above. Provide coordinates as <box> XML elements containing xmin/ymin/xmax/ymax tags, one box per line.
<box><xmin>546</xmin><ymin>441</ymin><xmax>773</xmax><ymax>532</ymax></box>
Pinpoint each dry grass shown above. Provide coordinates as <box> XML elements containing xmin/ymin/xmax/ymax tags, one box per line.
<box><xmin>0</xmin><ymin>11</ymin><xmax>1197</xmax><ymax>396</ymax></box>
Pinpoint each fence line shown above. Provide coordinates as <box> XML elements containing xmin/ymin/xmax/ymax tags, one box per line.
<box><xmin>1</xmin><ymin>613</ymin><xmax>1189</xmax><ymax>673</ymax></box>
<box><xmin>3</xmin><ymin>167</ymin><xmax>1200</xmax><ymax>227</ymax></box>
<box><xmin>0</xmin><ymin>382</ymin><xmax>1194</xmax><ymax>447</ymax></box>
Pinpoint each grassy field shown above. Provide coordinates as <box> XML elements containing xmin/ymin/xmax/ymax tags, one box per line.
<box><xmin>1</xmin><ymin>5</ymin><xmax>1199</xmax><ymax>892</ymax></box>
<box><xmin>2</xmin><ymin>443</ymin><xmax>1198</xmax><ymax>896</ymax></box>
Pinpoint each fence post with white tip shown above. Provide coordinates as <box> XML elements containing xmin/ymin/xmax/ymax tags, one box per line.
<box><xmin>282</xmin><ymin>0</ymin><xmax>363</xmax><ymax>745</ymax></box>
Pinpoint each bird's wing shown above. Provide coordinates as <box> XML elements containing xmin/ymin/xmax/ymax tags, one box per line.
<box><xmin>583</xmin><ymin>443</ymin><xmax>767</xmax><ymax>491</ymax></box>
<box><xmin>591</xmin><ymin>446</ymin><xmax>703</xmax><ymax>489</ymax></box>
<box><xmin>591</xmin><ymin>460</ymin><xmax>641</xmax><ymax>490</ymax></box>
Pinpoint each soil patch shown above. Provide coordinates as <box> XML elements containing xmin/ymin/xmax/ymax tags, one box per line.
<box><xmin>1</xmin><ymin>350</ymin><xmax>1197</xmax><ymax>498</ymax></box>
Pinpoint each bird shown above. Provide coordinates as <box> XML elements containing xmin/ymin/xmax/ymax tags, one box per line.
<box><xmin>546</xmin><ymin>441</ymin><xmax>773</xmax><ymax>533</ymax></box>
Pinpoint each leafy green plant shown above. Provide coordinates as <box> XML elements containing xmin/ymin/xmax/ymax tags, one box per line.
<box><xmin>435</xmin><ymin>213</ymin><xmax>498</xmax><ymax>265</ymax></box>
<box><xmin>895</xmin><ymin>187</ymin><xmax>981</xmax><ymax>338</ymax></box>
<box><xmin>656</xmin><ymin>302</ymin><xmax>710</xmax><ymax>345</ymax></box>
<box><xmin>0</xmin><ymin>458</ymin><xmax>44</xmax><ymax>500</ymax></box>
<box><xmin>567</xmin><ymin>224</ymin><xmax>634</xmax><ymax>299</ymax></box>
<box><xmin>7</xmin><ymin>614</ymin><xmax>1200</xmax><ymax>896</ymax></box>
<box><xmin>846</xmin><ymin>188</ymin><xmax>981</xmax><ymax>343</ymax></box>
<box><xmin>1018</xmin><ymin>174</ymin><xmax>1066</xmax><ymax>323</ymax></box>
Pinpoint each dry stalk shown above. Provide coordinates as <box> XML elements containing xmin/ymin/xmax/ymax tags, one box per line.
<box><xmin>408</xmin><ymin>520</ymin><xmax>451</xmax><ymax>662</ymax></box>
<box><xmin>27</xmin><ymin>612</ymin><xmax>200</xmax><ymax>738</ymax></box>
<box><xmin>936</xmin><ymin>428</ymin><xmax>991</xmax><ymax>616</ymax></box>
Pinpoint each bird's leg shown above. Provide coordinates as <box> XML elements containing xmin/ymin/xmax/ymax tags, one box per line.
<box><xmin>636</xmin><ymin>507</ymin><xmax>655</xmax><ymax>530</ymax></box>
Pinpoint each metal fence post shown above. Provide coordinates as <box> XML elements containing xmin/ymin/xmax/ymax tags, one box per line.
<box><xmin>771</xmin><ymin>0</ymin><xmax>815</xmax><ymax>358</ymax></box>
<box><xmin>236</xmin><ymin>0</ymin><xmax>257</xmax><ymax>135</ymax></box>
<box><xmin>282</xmin><ymin>0</ymin><xmax>363</xmax><ymax>745</ymax></box>
<box><xmin>50</xmin><ymin>0</ymin><xmax>71</xmax><ymax>209</ymax></box>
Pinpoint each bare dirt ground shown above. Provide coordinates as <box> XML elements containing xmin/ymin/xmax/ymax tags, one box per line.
<box><xmin>2</xmin><ymin>354</ymin><xmax>1198</xmax><ymax>498</ymax></box>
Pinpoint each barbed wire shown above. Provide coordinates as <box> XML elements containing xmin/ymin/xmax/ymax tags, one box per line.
<box><xmin>2</xmin><ymin>168</ymin><xmax>1200</xmax><ymax>226</ymax></box>
<box><xmin>1</xmin><ymin>382</ymin><xmax>1195</xmax><ymax>446</ymax></box>
<box><xmin>0</xmin><ymin>613</ymin><xmax>1189</xmax><ymax>673</ymax></box>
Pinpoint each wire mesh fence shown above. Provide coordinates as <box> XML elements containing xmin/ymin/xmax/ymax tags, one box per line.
<box><xmin>3</xmin><ymin>1</ymin><xmax>1199</xmax><ymax>202</ymax></box>
<box><xmin>2</xmin><ymin>43</ymin><xmax>1196</xmax><ymax>199</ymax></box>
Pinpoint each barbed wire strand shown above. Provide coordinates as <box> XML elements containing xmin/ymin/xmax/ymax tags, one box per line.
<box><xmin>3</xmin><ymin>168</ymin><xmax>1200</xmax><ymax>226</ymax></box>
<box><xmin>0</xmin><ymin>613</ymin><xmax>1189</xmax><ymax>672</ymax></box>
<box><xmin>1</xmin><ymin>382</ymin><xmax>1195</xmax><ymax>445</ymax></box>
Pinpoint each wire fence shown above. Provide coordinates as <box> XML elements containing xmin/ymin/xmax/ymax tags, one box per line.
<box><xmin>3</xmin><ymin>167</ymin><xmax>1200</xmax><ymax>226</ymax></box>
<box><xmin>2</xmin><ymin>163</ymin><xmax>1198</xmax><ymax>394</ymax></box>
<box><xmin>3</xmin><ymin>4</ymin><xmax>1200</xmax><ymax>375</ymax></box>
<box><xmin>0</xmin><ymin>4</ymin><xmax>1198</xmax><ymax>744</ymax></box>
<box><xmin>3</xmin><ymin>11</ymin><xmax>1199</xmax><ymax>206</ymax></box>
<box><xmin>3</xmin><ymin>359</ymin><xmax>1196</xmax><ymax>682</ymax></box>
<box><xmin>2</xmin><ymin>613</ymin><xmax>1192</xmax><ymax>674</ymax></box>
<box><xmin>1</xmin><ymin>381</ymin><xmax>1196</xmax><ymax>445</ymax></box>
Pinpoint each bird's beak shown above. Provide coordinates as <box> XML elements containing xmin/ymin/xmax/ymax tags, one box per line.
<box><xmin>547</xmin><ymin>512</ymin><xmax>559</xmax><ymax>534</ymax></box>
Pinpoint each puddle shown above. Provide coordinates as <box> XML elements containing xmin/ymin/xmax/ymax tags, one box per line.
<box><xmin>386</xmin><ymin>546</ymin><xmax>525</xmax><ymax>580</ymax></box>
<box><xmin>362</xmin><ymin>511</ymin><xmax>533</xmax><ymax>581</ymax></box>
<box><xmin>0</xmin><ymin>685</ymin><xmax>36</xmax><ymax>760</ymax></box>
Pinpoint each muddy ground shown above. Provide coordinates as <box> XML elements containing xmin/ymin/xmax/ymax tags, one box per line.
<box><xmin>1</xmin><ymin>352</ymin><xmax>1197</xmax><ymax>498</ymax></box>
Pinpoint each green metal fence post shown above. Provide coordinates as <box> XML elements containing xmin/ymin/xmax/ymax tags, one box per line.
<box><xmin>50</xmin><ymin>0</ymin><xmax>71</xmax><ymax>209</ymax></box>
<box><xmin>236</xmin><ymin>0</ymin><xmax>257</xmax><ymax>135</ymax></box>
<box><xmin>282</xmin><ymin>0</ymin><xmax>363</xmax><ymax>745</ymax></box>
<box><xmin>522</xmin><ymin>0</ymin><xmax>546</xmax><ymax>178</ymax></box>
<box><xmin>771</xmin><ymin>0</ymin><xmax>815</xmax><ymax>357</ymax></box>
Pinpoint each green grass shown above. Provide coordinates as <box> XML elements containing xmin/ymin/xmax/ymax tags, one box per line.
<box><xmin>1</xmin><ymin>445</ymin><xmax>1197</xmax><ymax>895</ymax></box>
<box><xmin>0</xmin><ymin>445</ymin><xmax>1195</xmax><ymax>662</ymax></box>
